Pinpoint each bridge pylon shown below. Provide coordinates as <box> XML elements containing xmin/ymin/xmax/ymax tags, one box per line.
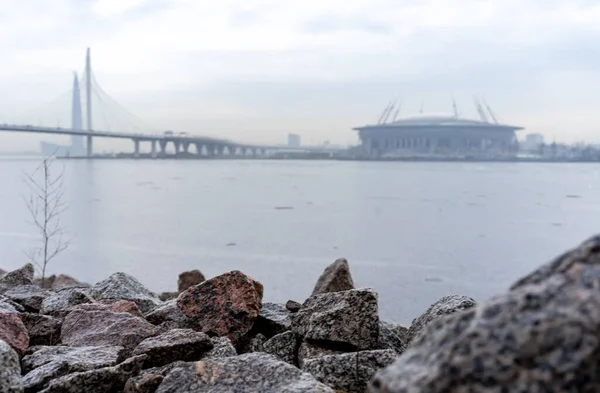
<box><xmin>85</xmin><ymin>47</ymin><xmax>93</xmax><ymax>156</ymax></box>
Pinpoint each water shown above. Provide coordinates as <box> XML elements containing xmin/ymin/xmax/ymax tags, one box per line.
<box><xmin>1</xmin><ymin>159</ymin><xmax>599</xmax><ymax>325</ymax></box>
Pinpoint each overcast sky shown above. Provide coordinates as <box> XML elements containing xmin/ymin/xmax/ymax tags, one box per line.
<box><xmin>1</xmin><ymin>0</ymin><xmax>599</xmax><ymax>151</ymax></box>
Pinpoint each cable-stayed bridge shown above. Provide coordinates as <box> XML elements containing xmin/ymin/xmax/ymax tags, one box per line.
<box><xmin>0</xmin><ymin>49</ymin><xmax>341</xmax><ymax>158</ymax></box>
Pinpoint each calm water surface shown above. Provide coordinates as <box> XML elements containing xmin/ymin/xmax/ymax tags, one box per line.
<box><xmin>1</xmin><ymin>159</ymin><xmax>599</xmax><ymax>324</ymax></box>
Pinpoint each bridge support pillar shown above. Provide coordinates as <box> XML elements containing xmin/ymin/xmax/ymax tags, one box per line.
<box><xmin>195</xmin><ymin>143</ymin><xmax>203</xmax><ymax>156</ymax></box>
<box><xmin>133</xmin><ymin>140</ymin><xmax>140</xmax><ymax>158</ymax></box>
<box><xmin>151</xmin><ymin>141</ymin><xmax>157</xmax><ymax>158</ymax></box>
<box><xmin>203</xmin><ymin>145</ymin><xmax>211</xmax><ymax>156</ymax></box>
<box><xmin>86</xmin><ymin>136</ymin><xmax>93</xmax><ymax>157</ymax></box>
<box><xmin>182</xmin><ymin>142</ymin><xmax>190</xmax><ymax>154</ymax></box>
<box><xmin>217</xmin><ymin>145</ymin><xmax>225</xmax><ymax>156</ymax></box>
<box><xmin>173</xmin><ymin>141</ymin><xmax>181</xmax><ymax>156</ymax></box>
<box><xmin>159</xmin><ymin>141</ymin><xmax>167</xmax><ymax>157</ymax></box>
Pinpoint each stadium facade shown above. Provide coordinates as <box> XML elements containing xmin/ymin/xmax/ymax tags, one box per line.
<box><xmin>353</xmin><ymin>99</ymin><xmax>524</xmax><ymax>158</ymax></box>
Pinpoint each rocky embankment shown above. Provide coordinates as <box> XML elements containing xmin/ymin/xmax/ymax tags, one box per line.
<box><xmin>2</xmin><ymin>236</ymin><xmax>600</xmax><ymax>392</ymax></box>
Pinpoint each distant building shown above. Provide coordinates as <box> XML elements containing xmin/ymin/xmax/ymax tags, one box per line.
<box><xmin>353</xmin><ymin>99</ymin><xmax>524</xmax><ymax>159</ymax></box>
<box><xmin>522</xmin><ymin>133</ymin><xmax>545</xmax><ymax>152</ymax></box>
<box><xmin>354</xmin><ymin>114</ymin><xmax>523</xmax><ymax>158</ymax></box>
<box><xmin>288</xmin><ymin>133</ymin><xmax>301</xmax><ymax>148</ymax></box>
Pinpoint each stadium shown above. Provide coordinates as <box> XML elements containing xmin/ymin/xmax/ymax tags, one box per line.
<box><xmin>353</xmin><ymin>99</ymin><xmax>524</xmax><ymax>158</ymax></box>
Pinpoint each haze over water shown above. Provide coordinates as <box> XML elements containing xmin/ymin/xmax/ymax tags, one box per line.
<box><xmin>1</xmin><ymin>159</ymin><xmax>599</xmax><ymax>324</ymax></box>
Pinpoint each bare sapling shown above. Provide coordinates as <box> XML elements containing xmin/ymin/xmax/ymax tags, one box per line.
<box><xmin>23</xmin><ymin>156</ymin><xmax>70</xmax><ymax>288</ymax></box>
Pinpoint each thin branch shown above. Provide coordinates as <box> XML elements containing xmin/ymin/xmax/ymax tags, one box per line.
<box><xmin>22</xmin><ymin>155</ymin><xmax>71</xmax><ymax>284</ymax></box>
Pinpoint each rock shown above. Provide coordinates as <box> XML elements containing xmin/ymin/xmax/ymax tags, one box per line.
<box><xmin>370</xmin><ymin>235</ymin><xmax>600</xmax><ymax>393</ymax></box>
<box><xmin>72</xmin><ymin>300</ymin><xmax>143</xmax><ymax>318</ymax></box>
<box><xmin>177</xmin><ymin>270</ymin><xmax>205</xmax><ymax>293</ymax></box>
<box><xmin>20</xmin><ymin>313</ymin><xmax>62</xmax><ymax>346</ymax></box>
<box><xmin>406</xmin><ymin>294</ymin><xmax>476</xmax><ymax>344</ymax></box>
<box><xmin>155</xmin><ymin>352</ymin><xmax>335</xmax><ymax>393</ymax></box>
<box><xmin>0</xmin><ymin>340</ymin><xmax>22</xmax><ymax>393</ymax></box>
<box><xmin>38</xmin><ymin>354</ymin><xmax>146</xmax><ymax>393</ymax></box>
<box><xmin>22</xmin><ymin>345</ymin><xmax>127</xmax><ymax>374</ymax></box>
<box><xmin>0</xmin><ymin>267</ymin><xmax>5</xmax><ymax>277</ymax></box>
<box><xmin>124</xmin><ymin>374</ymin><xmax>163</xmax><ymax>393</ymax></box>
<box><xmin>132</xmin><ymin>328</ymin><xmax>213</xmax><ymax>368</ymax></box>
<box><xmin>264</xmin><ymin>331</ymin><xmax>298</xmax><ymax>365</ymax></box>
<box><xmin>202</xmin><ymin>336</ymin><xmax>237</xmax><ymax>359</ymax></box>
<box><xmin>253</xmin><ymin>302</ymin><xmax>292</xmax><ymax>338</ymax></box>
<box><xmin>0</xmin><ymin>295</ymin><xmax>23</xmax><ymax>313</ymax></box>
<box><xmin>0</xmin><ymin>313</ymin><xmax>29</xmax><ymax>356</ymax></box>
<box><xmin>298</xmin><ymin>340</ymin><xmax>345</xmax><ymax>368</ymax></box>
<box><xmin>5</xmin><ymin>285</ymin><xmax>51</xmax><ymax>312</ymax></box>
<box><xmin>40</xmin><ymin>288</ymin><xmax>95</xmax><ymax>318</ymax></box>
<box><xmin>291</xmin><ymin>289</ymin><xmax>380</xmax><ymax>349</ymax></box>
<box><xmin>376</xmin><ymin>321</ymin><xmax>407</xmax><ymax>355</ymax></box>
<box><xmin>303</xmin><ymin>349</ymin><xmax>396</xmax><ymax>393</ymax></box>
<box><xmin>311</xmin><ymin>258</ymin><xmax>355</xmax><ymax>296</ymax></box>
<box><xmin>286</xmin><ymin>300</ymin><xmax>302</xmax><ymax>313</ymax></box>
<box><xmin>140</xmin><ymin>361</ymin><xmax>189</xmax><ymax>377</ymax></box>
<box><xmin>144</xmin><ymin>300</ymin><xmax>194</xmax><ymax>331</ymax></box>
<box><xmin>157</xmin><ymin>292</ymin><xmax>177</xmax><ymax>302</ymax></box>
<box><xmin>91</xmin><ymin>272</ymin><xmax>162</xmax><ymax>314</ymax></box>
<box><xmin>23</xmin><ymin>361</ymin><xmax>70</xmax><ymax>393</ymax></box>
<box><xmin>177</xmin><ymin>270</ymin><xmax>263</xmax><ymax>343</ymax></box>
<box><xmin>0</xmin><ymin>263</ymin><xmax>34</xmax><ymax>294</ymax></box>
<box><xmin>238</xmin><ymin>333</ymin><xmax>267</xmax><ymax>354</ymax></box>
<box><xmin>37</xmin><ymin>274</ymin><xmax>88</xmax><ymax>290</ymax></box>
<box><xmin>389</xmin><ymin>324</ymin><xmax>409</xmax><ymax>345</ymax></box>
<box><xmin>61</xmin><ymin>309</ymin><xmax>159</xmax><ymax>351</ymax></box>
<box><xmin>53</xmin><ymin>274</ymin><xmax>87</xmax><ymax>289</ymax></box>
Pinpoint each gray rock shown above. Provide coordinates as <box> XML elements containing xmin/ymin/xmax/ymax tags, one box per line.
<box><xmin>376</xmin><ymin>321</ymin><xmax>407</xmax><ymax>355</ymax></box>
<box><xmin>140</xmin><ymin>361</ymin><xmax>189</xmax><ymax>377</ymax></box>
<box><xmin>61</xmin><ymin>309</ymin><xmax>159</xmax><ymax>351</ymax></box>
<box><xmin>132</xmin><ymin>328</ymin><xmax>213</xmax><ymax>368</ymax></box>
<box><xmin>91</xmin><ymin>273</ymin><xmax>162</xmax><ymax>314</ymax></box>
<box><xmin>40</xmin><ymin>288</ymin><xmax>95</xmax><ymax>318</ymax></box>
<box><xmin>0</xmin><ymin>268</ymin><xmax>5</xmax><ymax>277</ymax></box>
<box><xmin>298</xmin><ymin>340</ymin><xmax>345</xmax><ymax>368</ymax></box>
<box><xmin>19</xmin><ymin>314</ymin><xmax>62</xmax><ymax>346</ymax></box>
<box><xmin>124</xmin><ymin>373</ymin><xmax>164</xmax><ymax>393</ymax></box>
<box><xmin>389</xmin><ymin>324</ymin><xmax>409</xmax><ymax>346</ymax></box>
<box><xmin>0</xmin><ymin>340</ymin><xmax>22</xmax><ymax>393</ymax></box>
<box><xmin>0</xmin><ymin>263</ymin><xmax>34</xmax><ymax>294</ymax></box>
<box><xmin>286</xmin><ymin>300</ymin><xmax>302</xmax><ymax>313</ymax></box>
<box><xmin>22</xmin><ymin>345</ymin><xmax>127</xmax><ymax>374</ymax></box>
<box><xmin>406</xmin><ymin>294</ymin><xmax>476</xmax><ymax>344</ymax></box>
<box><xmin>157</xmin><ymin>292</ymin><xmax>177</xmax><ymax>302</ymax></box>
<box><xmin>5</xmin><ymin>285</ymin><xmax>51</xmax><ymax>312</ymax></box>
<box><xmin>303</xmin><ymin>349</ymin><xmax>396</xmax><ymax>393</ymax></box>
<box><xmin>369</xmin><ymin>235</ymin><xmax>600</xmax><ymax>393</ymax></box>
<box><xmin>292</xmin><ymin>289</ymin><xmax>380</xmax><ymax>349</ymax></box>
<box><xmin>264</xmin><ymin>331</ymin><xmax>298</xmax><ymax>365</ymax></box>
<box><xmin>0</xmin><ymin>295</ymin><xmax>23</xmax><ymax>314</ymax></box>
<box><xmin>254</xmin><ymin>302</ymin><xmax>292</xmax><ymax>337</ymax></box>
<box><xmin>238</xmin><ymin>333</ymin><xmax>267</xmax><ymax>354</ymax></box>
<box><xmin>23</xmin><ymin>361</ymin><xmax>71</xmax><ymax>393</ymax></box>
<box><xmin>312</xmin><ymin>258</ymin><xmax>355</xmax><ymax>296</ymax></box>
<box><xmin>202</xmin><ymin>336</ymin><xmax>237</xmax><ymax>359</ymax></box>
<box><xmin>155</xmin><ymin>352</ymin><xmax>335</xmax><ymax>393</ymax></box>
<box><xmin>38</xmin><ymin>354</ymin><xmax>146</xmax><ymax>393</ymax></box>
<box><xmin>144</xmin><ymin>300</ymin><xmax>194</xmax><ymax>331</ymax></box>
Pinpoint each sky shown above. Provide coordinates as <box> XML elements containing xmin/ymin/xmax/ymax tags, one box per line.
<box><xmin>0</xmin><ymin>0</ymin><xmax>600</xmax><ymax>151</ymax></box>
